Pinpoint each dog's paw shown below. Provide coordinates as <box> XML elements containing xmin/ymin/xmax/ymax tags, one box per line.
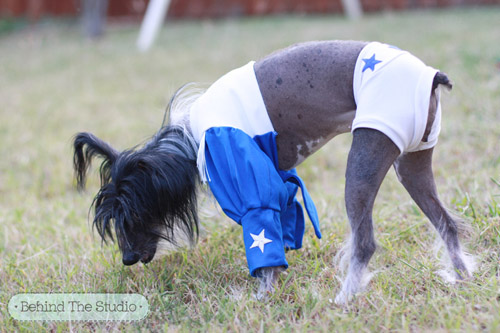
<box><xmin>436</xmin><ymin>267</ymin><xmax>472</xmax><ymax>285</ymax></box>
<box><xmin>334</xmin><ymin>290</ymin><xmax>353</xmax><ymax>306</ymax></box>
<box><xmin>255</xmin><ymin>287</ymin><xmax>273</xmax><ymax>301</ymax></box>
<box><xmin>254</xmin><ymin>266</ymin><xmax>284</xmax><ymax>301</ymax></box>
<box><xmin>255</xmin><ymin>277</ymin><xmax>276</xmax><ymax>301</ymax></box>
<box><xmin>454</xmin><ymin>267</ymin><xmax>474</xmax><ymax>284</ymax></box>
<box><xmin>437</xmin><ymin>253</ymin><xmax>475</xmax><ymax>284</ymax></box>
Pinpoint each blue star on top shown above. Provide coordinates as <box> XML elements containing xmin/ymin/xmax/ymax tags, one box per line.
<box><xmin>362</xmin><ymin>54</ymin><xmax>382</xmax><ymax>72</ymax></box>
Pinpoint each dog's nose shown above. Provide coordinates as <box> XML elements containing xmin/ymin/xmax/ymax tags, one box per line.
<box><xmin>122</xmin><ymin>251</ymin><xmax>141</xmax><ymax>266</ymax></box>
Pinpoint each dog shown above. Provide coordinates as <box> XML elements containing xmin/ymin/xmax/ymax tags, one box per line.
<box><xmin>73</xmin><ymin>40</ymin><xmax>472</xmax><ymax>304</ymax></box>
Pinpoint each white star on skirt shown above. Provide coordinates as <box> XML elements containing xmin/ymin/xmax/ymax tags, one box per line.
<box><xmin>249</xmin><ymin>229</ymin><xmax>272</xmax><ymax>253</ymax></box>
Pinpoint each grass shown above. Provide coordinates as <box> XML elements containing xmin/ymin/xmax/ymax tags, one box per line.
<box><xmin>1</xmin><ymin>7</ymin><xmax>500</xmax><ymax>332</ymax></box>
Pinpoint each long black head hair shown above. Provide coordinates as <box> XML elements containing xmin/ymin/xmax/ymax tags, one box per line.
<box><xmin>73</xmin><ymin>125</ymin><xmax>200</xmax><ymax>264</ymax></box>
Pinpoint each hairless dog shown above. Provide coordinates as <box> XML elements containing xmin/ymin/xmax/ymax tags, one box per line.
<box><xmin>73</xmin><ymin>40</ymin><xmax>472</xmax><ymax>305</ymax></box>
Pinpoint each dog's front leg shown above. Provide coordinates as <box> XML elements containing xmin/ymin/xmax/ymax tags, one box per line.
<box><xmin>255</xmin><ymin>266</ymin><xmax>285</xmax><ymax>300</ymax></box>
<box><xmin>335</xmin><ymin>128</ymin><xmax>400</xmax><ymax>305</ymax></box>
<box><xmin>394</xmin><ymin>149</ymin><xmax>472</xmax><ymax>279</ymax></box>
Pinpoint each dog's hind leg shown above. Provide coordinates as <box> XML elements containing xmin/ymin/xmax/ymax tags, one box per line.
<box><xmin>335</xmin><ymin>128</ymin><xmax>401</xmax><ymax>305</ymax></box>
<box><xmin>393</xmin><ymin>148</ymin><xmax>471</xmax><ymax>280</ymax></box>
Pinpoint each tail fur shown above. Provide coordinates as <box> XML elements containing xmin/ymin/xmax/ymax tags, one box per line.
<box><xmin>433</xmin><ymin>72</ymin><xmax>453</xmax><ymax>91</ymax></box>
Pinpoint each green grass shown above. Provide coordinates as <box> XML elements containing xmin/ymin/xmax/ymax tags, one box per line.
<box><xmin>1</xmin><ymin>7</ymin><xmax>500</xmax><ymax>331</ymax></box>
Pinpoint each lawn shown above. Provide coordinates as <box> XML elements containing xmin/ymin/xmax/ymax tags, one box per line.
<box><xmin>1</xmin><ymin>7</ymin><xmax>499</xmax><ymax>332</ymax></box>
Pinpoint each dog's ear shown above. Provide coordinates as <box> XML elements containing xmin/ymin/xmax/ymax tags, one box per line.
<box><xmin>73</xmin><ymin>132</ymin><xmax>119</xmax><ymax>190</ymax></box>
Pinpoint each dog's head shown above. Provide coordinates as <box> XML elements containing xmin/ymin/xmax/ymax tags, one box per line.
<box><xmin>73</xmin><ymin>126</ymin><xmax>199</xmax><ymax>265</ymax></box>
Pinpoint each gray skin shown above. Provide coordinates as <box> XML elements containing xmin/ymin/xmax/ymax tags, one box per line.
<box><xmin>251</xmin><ymin>41</ymin><xmax>470</xmax><ymax>303</ymax></box>
<box><xmin>255</xmin><ymin>40</ymin><xmax>365</xmax><ymax>170</ymax></box>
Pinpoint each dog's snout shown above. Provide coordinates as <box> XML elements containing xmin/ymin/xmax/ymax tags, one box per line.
<box><xmin>122</xmin><ymin>251</ymin><xmax>141</xmax><ymax>266</ymax></box>
<box><xmin>140</xmin><ymin>252</ymin><xmax>155</xmax><ymax>264</ymax></box>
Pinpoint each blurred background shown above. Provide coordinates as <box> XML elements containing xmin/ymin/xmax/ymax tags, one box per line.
<box><xmin>1</xmin><ymin>0</ymin><xmax>499</xmax><ymax>36</ymax></box>
<box><xmin>1</xmin><ymin>0</ymin><xmax>499</xmax><ymax>19</ymax></box>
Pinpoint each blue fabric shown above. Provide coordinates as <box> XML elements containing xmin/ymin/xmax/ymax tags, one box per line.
<box><xmin>203</xmin><ymin>127</ymin><xmax>321</xmax><ymax>277</ymax></box>
<box><xmin>252</xmin><ymin>133</ymin><xmax>322</xmax><ymax>240</ymax></box>
<box><xmin>281</xmin><ymin>181</ymin><xmax>305</xmax><ymax>250</ymax></box>
<box><xmin>241</xmin><ymin>209</ymin><xmax>288</xmax><ymax>273</ymax></box>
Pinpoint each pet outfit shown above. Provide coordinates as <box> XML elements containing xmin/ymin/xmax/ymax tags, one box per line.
<box><xmin>190</xmin><ymin>61</ymin><xmax>321</xmax><ymax>277</ymax></box>
<box><xmin>189</xmin><ymin>43</ymin><xmax>442</xmax><ymax>276</ymax></box>
<box><xmin>352</xmin><ymin>42</ymin><xmax>441</xmax><ymax>153</ymax></box>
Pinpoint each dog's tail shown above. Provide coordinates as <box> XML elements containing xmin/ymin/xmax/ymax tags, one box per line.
<box><xmin>433</xmin><ymin>71</ymin><xmax>453</xmax><ymax>91</ymax></box>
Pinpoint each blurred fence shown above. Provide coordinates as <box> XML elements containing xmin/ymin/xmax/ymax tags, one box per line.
<box><xmin>1</xmin><ymin>0</ymin><xmax>499</xmax><ymax>20</ymax></box>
